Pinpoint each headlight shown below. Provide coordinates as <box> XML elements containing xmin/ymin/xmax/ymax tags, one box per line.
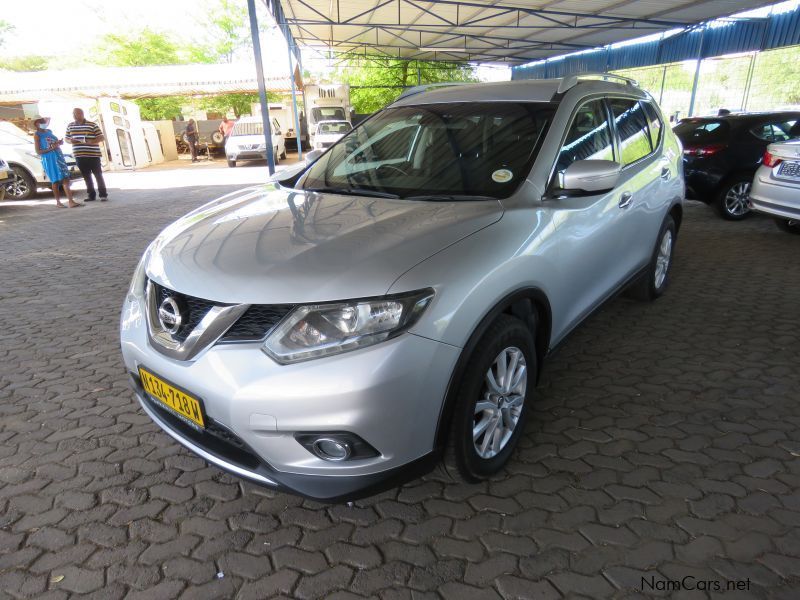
<box><xmin>263</xmin><ymin>289</ymin><xmax>434</xmax><ymax>364</ymax></box>
<box><xmin>127</xmin><ymin>243</ymin><xmax>153</xmax><ymax>297</ymax></box>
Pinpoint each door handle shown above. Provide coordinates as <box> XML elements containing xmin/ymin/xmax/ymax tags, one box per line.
<box><xmin>661</xmin><ymin>166</ymin><xmax>671</xmax><ymax>180</ymax></box>
<box><xmin>619</xmin><ymin>192</ymin><xmax>633</xmax><ymax>209</ymax></box>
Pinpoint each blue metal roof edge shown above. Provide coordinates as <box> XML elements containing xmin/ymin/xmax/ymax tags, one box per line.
<box><xmin>512</xmin><ymin>4</ymin><xmax>800</xmax><ymax>80</ymax></box>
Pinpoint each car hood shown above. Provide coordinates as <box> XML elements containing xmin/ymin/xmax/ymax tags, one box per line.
<box><xmin>146</xmin><ymin>184</ymin><xmax>503</xmax><ymax>304</ymax></box>
<box><xmin>315</xmin><ymin>133</ymin><xmax>345</xmax><ymax>143</ymax></box>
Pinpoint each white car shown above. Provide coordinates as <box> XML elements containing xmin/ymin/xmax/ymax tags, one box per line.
<box><xmin>0</xmin><ymin>123</ymin><xmax>79</xmax><ymax>200</ymax></box>
<box><xmin>310</xmin><ymin>120</ymin><xmax>353</xmax><ymax>151</ymax></box>
<box><xmin>750</xmin><ymin>138</ymin><xmax>800</xmax><ymax>234</ymax></box>
<box><xmin>225</xmin><ymin>116</ymin><xmax>286</xmax><ymax>168</ymax></box>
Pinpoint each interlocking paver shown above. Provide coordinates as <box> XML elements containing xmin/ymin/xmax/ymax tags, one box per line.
<box><xmin>1</xmin><ymin>184</ymin><xmax>799</xmax><ymax>598</ymax></box>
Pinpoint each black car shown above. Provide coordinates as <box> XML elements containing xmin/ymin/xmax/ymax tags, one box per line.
<box><xmin>674</xmin><ymin>112</ymin><xmax>800</xmax><ymax>219</ymax></box>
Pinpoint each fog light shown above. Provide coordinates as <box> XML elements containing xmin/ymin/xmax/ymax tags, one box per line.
<box><xmin>312</xmin><ymin>438</ymin><xmax>351</xmax><ymax>461</ymax></box>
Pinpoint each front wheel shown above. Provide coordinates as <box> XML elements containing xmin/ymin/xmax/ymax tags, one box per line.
<box><xmin>280</xmin><ymin>148</ymin><xmax>287</xmax><ymax>160</ymax></box>
<box><xmin>716</xmin><ymin>175</ymin><xmax>753</xmax><ymax>220</ymax></box>
<box><xmin>775</xmin><ymin>218</ymin><xmax>800</xmax><ymax>235</ymax></box>
<box><xmin>227</xmin><ymin>159</ymin><xmax>236</xmax><ymax>168</ymax></box>
<box><xmin>3</xmin><ymin>166</ymin><xmax>37</xmax><ymax>200</ymax></box>
<box><xmin>444</xmin><ymin>314</ymin><xmax>535</xmax><ymax>481</ymax></box>
<box><xmin>627</xmin><ymin>215</ymin><xmax>677</xmax><ymax>301</ymax></box>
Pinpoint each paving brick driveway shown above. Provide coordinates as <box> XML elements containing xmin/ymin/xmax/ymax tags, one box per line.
<box><xmin>1</xmin><ymin>178</ymin><xmax>799</xmax><ymax>599</ymax></box>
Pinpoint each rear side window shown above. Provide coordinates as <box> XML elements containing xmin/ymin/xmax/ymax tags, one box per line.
<box><xmin>609</xmin><ymin>99</ymin><xmax>652</xmax><ymax>166</ymax></box>
<box><xmin>642</xmin><ymin>102</ymin><xmax>664</xmax><ymax>150</ymax></box>
<box><xmin>750</xmin><ymin>121</ymin><xmax>797</xmax><ymax>143</ymax></box>
<box><xmin>673</xmin><ymin>119</ymin><xmax>730</xmax><ymax>144</ymax></box>
<box><xmin>555</xmin><ymin>99</ymin><xmax>614</xmax><ymax>176</ymax></box>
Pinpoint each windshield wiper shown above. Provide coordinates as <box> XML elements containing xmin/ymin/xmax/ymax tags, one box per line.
<box><xmin>402</xmin><ymin>194</ymin><xmax>497</xmax><ymax>202</ymax></box>
<box><xmin>303</xmin><ymin>186</ymin><xmax>399</xmax><ymax>199</ymax></box>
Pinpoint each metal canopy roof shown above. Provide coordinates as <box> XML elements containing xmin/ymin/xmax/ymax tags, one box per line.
<box><xmin>0</xmin><ymin>63</ymin><xmax>303</xmax><ymax>105</ymax></box>
<box><xmin>272</xmin><ymin>0</ymin><xmax>777</xmax><ymax>64</ymax></box>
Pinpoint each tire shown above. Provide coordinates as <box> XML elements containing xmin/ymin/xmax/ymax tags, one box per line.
<box><xmin>775</xmin><ymin>218</ymin><xmax>800</xmax><ymax>235</ymax></box>
<box><xmin>443</xmin><ymin>314</ymin><xmax>536</xmax><ymax>482</ymax></box>
<box><xmin>227</xmin><ymin>159</ymin><xmax>236</xmax><ymax>168</ymax></box>
<box><xmin>715</xmin><ymin>174</ymin><xmax>753</xmax><ymax>220</ymax></box>
<box><xmin>211</xmin><ymin>131</ymin><xmax>224</xmax><ymax>145</ymax></box>
<box><xmin>280</xmin><ymin>148</ymin><xmax>287</xmax><ymax>160</ymax></box>
<box><xmin>3</xmin><ymin>165</ymin><xmax>37</xmax><ymax>200</ymax></box>
<box><xmin>274</xmin><ymin>147</ymin><xmax>280</xmax><ymax>164</ymax></box>
<box><xmin>627</xmin><ymin>215</ymin><xmax>677</xmax><ymax>301</ymax></box>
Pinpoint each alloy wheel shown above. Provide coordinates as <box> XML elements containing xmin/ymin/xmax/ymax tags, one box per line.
<box><xmin>473</xmin><ymin>346</ymin><xmax>527</xmax><ymax>459</ymax></box>
<box><xmin>724</xmin><ymin>182</ymin><xmax>751</xmax><ymax>217</ymax></box>
<box><xmin>654</xmin><ymin>229</ymin><xmax>673</xmax><ymax>289</ymax></box>
<box><xmin>4</xmin><ymin>173</ymin><xmax>30</xmax><ymax>199</ymax></box>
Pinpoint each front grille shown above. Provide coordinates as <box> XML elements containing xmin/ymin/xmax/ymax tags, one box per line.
<box><xmin>223</xmin><ymin>304</ymin><xmax>293</xmax><ymax>342</ymax></box>
<box><xmin>150</xmin><ymin>280</ymin><xmax>293</xmax><ymax>344</ymax></box>
<box><xmin>153</xmin><ymin>282</ymin><xmax>215</xmax><ymax>343</ymax></box>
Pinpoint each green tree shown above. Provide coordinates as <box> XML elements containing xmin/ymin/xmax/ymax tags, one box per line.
<box><xmin>189</xmin><ymin>0</ymin><xmax>252</xmax><ymax>64</ymax></box>
<box><xmin>334</xmin><ymin>59</ymin><xmax>478</xmax><ymax>113</ymax></box>
<box><xmin>0</xmin><ymin>20</ymin><xmax>12</xmax><ymax>49</ymax></box>
<box><xmin>136</xmin><ymin>97</ymin><xmax>186</xmax><ymax>121</ymax></box>
<box><xmin>97</xmin><ymin>28</ymin><xmax>184</xmax><ymax>67</ymax></box>
<box><xmin>199</xmin><ymin>92</ymin><xmax>280</xmax><ymax>118</ymax></box>
<box><xmin>0</xmin><ymin>55</ymin><xmax>49</xmax><ymax>71</ymax></box>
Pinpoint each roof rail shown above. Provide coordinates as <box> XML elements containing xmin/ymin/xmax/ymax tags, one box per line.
<box><xmin>557</xmin><ymin>73</ymin><xmax>639</xmax><ymax>94</ymax></box>
<box><xmin>395</xmin><ymin>82</ymin><xmax>467</xmax><ymax>101</ymax></box>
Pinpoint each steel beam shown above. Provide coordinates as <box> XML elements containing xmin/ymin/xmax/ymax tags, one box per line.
<box><xmin>248</xmin><ymin>0</ymin><xmax>276</xmax><ymax>175</ymax></box>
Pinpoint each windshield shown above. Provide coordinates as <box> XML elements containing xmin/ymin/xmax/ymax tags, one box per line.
<box><xmin>312</xmin><ymin>107</ymin><xmax>346</xmax><ymax>122</ymax></box>
<box><xmin>317</xmin><ymin>122</ymin><xmax>352</xmax><ymax>135</ymax></box>
<box><xmin>299</xmin><ymin>102</ymin><xmax>555</xmax><ymax>200</ymax></box>
<box><xmin>231</xmin><ymin>121</ymin><xmax>266</xmax><ymax>136</ymax></box>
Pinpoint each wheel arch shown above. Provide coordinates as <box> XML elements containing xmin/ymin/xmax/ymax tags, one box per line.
<box><xmin>669</xmin><ymin>202</ymin><xmax>683</xmax><ymax>232</ymax></box>
<box><xmin>433</xmin><ymin>287</ymin><xmax>552</xmax><ymax>450</ymax></box>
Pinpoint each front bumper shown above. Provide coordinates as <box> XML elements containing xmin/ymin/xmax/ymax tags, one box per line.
<box><xmin>120</xmin><ymin>293</ymin><xmax>461</xmax><ymax>501</ymax></box>
<box><xmin>750</xmin><ymin>164</ymin><xmax>800</xmax><ymax>220</ymax></box>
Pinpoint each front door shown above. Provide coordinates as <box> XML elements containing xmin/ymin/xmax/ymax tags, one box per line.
<box><xmin>548</xmin><ymin>98</ymin><xmax>641</xmax><ymax>338</ymax></box>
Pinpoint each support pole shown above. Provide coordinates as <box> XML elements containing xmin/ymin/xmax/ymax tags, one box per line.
<box><xmin>247</xmin><ymin>0</ymin><xmax>276</xmax><ymax>175</ymax></box>
<box><xmin>287</xmin><ymin>43</ymin><xmax>303</xmax><ymax>160</ymax></box>
<box><xmin>687</xmin><ymin>27</ymin><xmax>706</xmax><ymax>118</ymax></box>
<box><xmin>659</xmin><ymin>64</ymin><xmax>667</xmax><ymax>105</ymax></box>
<box><xmin>741</xmin><ymin>52</ymin><xmax>757</xmax><ymax>111</ymax></box>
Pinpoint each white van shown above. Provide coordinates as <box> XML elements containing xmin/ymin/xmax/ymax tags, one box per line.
<box><xmin>0</xmin><ymin>122</ymin><xmax>79</xmax><ymax>200</ymax></box>
<box><xmin>224</xmin><ymin>116</ymin><xmax>286</xmax><ymax>168</ymax></box>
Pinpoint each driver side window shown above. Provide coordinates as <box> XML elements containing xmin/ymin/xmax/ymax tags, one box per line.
<box><xmin>554</xmin><ymin>99</ymin><xmax>614</xmax><ymax>187</ymax></box>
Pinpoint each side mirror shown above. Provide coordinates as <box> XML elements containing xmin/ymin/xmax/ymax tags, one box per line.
<box><xmin>562</xmin><ymin>160</ymin><xmax>622</xmax><ymax>194</ymax></box>
<box><xmin>304</xmin><ymin>149</ymin><xmax>324</xmax><ymax>164</ymax></box>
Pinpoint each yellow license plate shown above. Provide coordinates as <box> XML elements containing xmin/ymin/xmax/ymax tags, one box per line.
<box><xmin>0</xmin><ymin>171</ymin><xmax>8</xmax><ymax>180</ymax></box>
<box><xmin>139</xmin><ymin>367</ymin><xmax>205</xmax><ymax>428</ymax></box>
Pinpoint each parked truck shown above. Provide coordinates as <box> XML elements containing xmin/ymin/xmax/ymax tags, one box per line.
<box><xmin>305</xmin><ymin>84</ymin><xmax>352</xmax><ymax>131</ymax></box>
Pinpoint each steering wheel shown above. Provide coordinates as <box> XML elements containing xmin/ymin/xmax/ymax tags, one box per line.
<box><xmin>376</xmin><ymin>164</ymin><xmax>409</xmax><ymax>178</ymax></box>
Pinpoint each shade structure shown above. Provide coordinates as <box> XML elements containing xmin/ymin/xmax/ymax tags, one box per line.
<box><xmin>0</xmin><ymin>63</ymin><xmax>304</xmax><ymax>105</ymax></box>
<box><xmin>270</xmin><ymin>0</ymin><xmax>777</xmax><ymax>64</ymax></box>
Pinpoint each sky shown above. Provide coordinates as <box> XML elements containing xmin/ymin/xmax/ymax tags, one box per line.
<box><xmin>1</xmin><ymin>0</ymin><xmax>509</xmax><ymax>80</ymax></box>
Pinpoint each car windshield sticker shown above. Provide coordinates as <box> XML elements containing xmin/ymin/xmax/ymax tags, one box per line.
<box><xmin>492</xmin><ymin>169</ymin><xmax>513</xmax><ymax>183</ymax></box>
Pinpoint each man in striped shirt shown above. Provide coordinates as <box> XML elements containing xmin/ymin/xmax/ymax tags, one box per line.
<box><xmin>65</xmin><ymin>108</ymin><xmax>108</xmax><ymax>201</ymax></box>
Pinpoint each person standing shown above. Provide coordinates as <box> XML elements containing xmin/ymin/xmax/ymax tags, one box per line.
<box><xmin>65</xmin><ymin>108</ymin><xmax>108</xmax><ymax>201</ymax></box>
<box><xmin>218</xmin><ymin>116</ymin><xmax>235</xmax><ymax>140</ymax></box>
<box><xmin>33</xmin><ymin>117</ymin><xmax>81</xmax><ymax>208</ymax></box>
<box><xmin>186</xmin><ymin>118</ymin><xmax>199</xmax><ymax>162</ymax></box>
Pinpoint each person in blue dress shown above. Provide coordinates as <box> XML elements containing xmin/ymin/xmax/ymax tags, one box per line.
<box><xmin>33</xmin><ymin>117</ymin><xmax>81</xmax><ymax>208</ymax></box>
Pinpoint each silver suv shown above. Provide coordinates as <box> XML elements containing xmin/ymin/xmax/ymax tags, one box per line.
<box><xmin>120</xmin><ymin>75</ymin><xmax>684</xmax><ymax>501</ymax></box>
